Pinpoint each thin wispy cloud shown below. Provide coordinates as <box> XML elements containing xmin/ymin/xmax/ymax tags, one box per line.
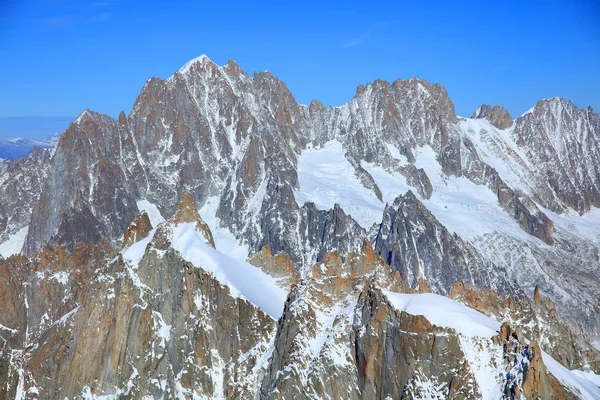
<box><xmin>341</xmin><ymin>21</ymin><xmax>388</xmax><ymax>49</ymax></box>
<box><xmin>90</xmin><ymin>12</ymin><xmax>112</xmax><ymax>21</ymax></box>
<box><xmin>91</xmin><ymin>2</ymin><xmax>111</xmax><ymax>6</ymax></box>
<box><xmin>341</xmin><ymin>38</ymin><xmax>365</xmax><ymax>48</ymax></box>
<box><xmin>341</xmin><ymin>31</ymin><xmax>372</xmax><ymax>48</ymax></box>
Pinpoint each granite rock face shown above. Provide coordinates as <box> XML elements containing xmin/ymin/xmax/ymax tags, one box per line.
<box><xmin>1</xmin><ymin>55</ymin><xmax>600</xmax><ymax>398</ymax></box>
<box><xmin>0</xmin><ymin>147</ymin><xmax>51</xmax><ymax>244</ymax></box>
<box><xmin>472</xmin><ymin>104</ymin><xmax>514</xmax><ymax>129</ymax></box>
<box><xmin>371</xmin><ymin>191</ymin><xmax>518</xmax><ymax>295</ymax></box>
<box><xmin>511</xmin><ymin>98</ymin><xmax>600</xmax><ymax>214</ymax></box>
<box><xmin>122</xmin><ymin>211</ymin><xmax>152</xmax><ymax>248</ymax></box>
<box><xmin>1</xmin><ymin>195</ymin><xmax>598</xmax><ymax>399</ymax></box>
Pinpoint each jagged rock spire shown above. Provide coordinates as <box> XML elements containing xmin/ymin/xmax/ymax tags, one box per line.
<box><xmin>173</xmin><ymin>191</ymin><xmax>215</xmax><ymax>248</ymax></box>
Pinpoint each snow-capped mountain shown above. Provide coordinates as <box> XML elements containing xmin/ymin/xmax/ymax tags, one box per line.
<box><xmin>0</xmin><ymin>55</ymin><xmax>599</xmax><ymax>399</ymax></box>
<box><xmin>0</xmin><ymin>132</ymin><xmax>60</xmax><ymax>160</ymax></box>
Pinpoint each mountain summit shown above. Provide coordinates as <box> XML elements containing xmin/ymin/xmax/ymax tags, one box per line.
<box><xmin>0</xmin><ymin>55</ymin><xmax>599</xmax><ymax>399</ymax></box>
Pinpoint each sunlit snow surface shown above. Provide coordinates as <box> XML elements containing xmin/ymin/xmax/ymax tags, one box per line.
<box><xmin>171</xmin><ymin>222</ymin><xmax>287</xmax><ymax>319</ymax></box>
<box><xmin>136</xmin><ymin>200</ymin><xmax>166</xmax><ymax>227</ymax></box>
<box><xmin>382</xmin><ymin>290</ymin><xmax>600</xmax><ymax>399</ymax></box>
<box><xmin>0</xmin><ymin>225</ymin><xmax>28</xmax><ymax>258</ymax></box>
<box><xmin>382</xmin><ymin>290</ymin><xmax>499</xmax><ymax>337</ymax></box>
<box><xmin>199</xmin><ymin>196</ymin><xmax>250</xmax><ymax>260</ymax></box>
<box><xmin>121</xmin><ymin>218</ymin><xmax>286</xmax><ymax>320</ymax></box>
<box><xmin>293</xmin><ymin>140</ymin><xmax>385</xmax><ymax>229</ymax></box>
<box><xmin>294</xmin><ymin>139</ymin><xmax>539</xmax><ymax>243</ymax></box>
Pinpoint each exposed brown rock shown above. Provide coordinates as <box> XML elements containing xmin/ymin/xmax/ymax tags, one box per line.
<box><xmin>494</xmin><ymin>324</ymin><xmax>572</xmax><ymax>399</ymax></box>
<box><xmin>123</xmin><ymin>211</ymin><xmax>152</xmax><ymax>248</ymax></box>
<box><xmin>248</xmin><ymin>246</ymin><xmax>298</xmax><ymax>288</ymax></box>
<box><xmin>173</xmin><ymin>191</ymin><xmax>215</xmax><ymax>248</ymax></box>
<box><xmin>471</xmin><ymin>104</ymin><xmax>513</xmax><ymax>129</ymax></box>
<box><xmin>534</xmin><ymin>285</ymin><xmax>542</xmax><ymax>306</ymax></box>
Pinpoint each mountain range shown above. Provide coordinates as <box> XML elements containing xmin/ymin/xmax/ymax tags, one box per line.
<box><xmin>0</xmin><ymin>134</ymin><xmax>59</xmax><ymax>160</ymax></box>
<box><xmin>0</xmin><ymin>55</ymin><xmax>599</xmax><ymax>399</ymax></box>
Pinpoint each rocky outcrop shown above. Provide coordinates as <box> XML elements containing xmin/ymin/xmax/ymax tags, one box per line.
<box><xmin>352</xmin><ymin>286</ymin><xmax>479</xmax><ymax>399</ymax></box>
<box><xmin>123</xmin><ymin>211</ymin><xmax>152</xmax><ymax>248</ymax></box>
<box><xmin>489</xmin><ymin>168</ymin><xmax>555</xmax><ymax>245</ymax></box>
<box><xmin>449</xmin><ymin>282</ymin><xmax>599</xmax><ymax>373</ymax></box>
<box><xmin>371</xmin><ymin>191</ymin><xmax>518</xmax><ymax>295</ymax></box>
<box><xmin>3</xmin><ymin>193</ymin><xmax>277</xmax><ymax>399</ymax></box>
<box><xmin>173</xmin><ymin>191</ymin><xmax>215</xmax><ymax>248</ymax></box>
<box><xmin>494</xmin><ymin>322</ymin><xmax>573</xmax><ymax>399</ymax></box>
<box><xmin>247</xmin><ymin>245</ymin><xmax>298</xmax><ymax>288</ymax></box>
<box><xmin>0</xmin><ymin>147</ymin><xmax>51</xmax><ymax>244</ymax></box>
<box><xmin>512</xmin><ymin>98</ymin><xmax>600</xmax><ymax>214</ymax></box>
<box><xmin>472</xmin><ymin>104</ymin><xmax>513</xmax><ymax>129</ymax></box>
<box><xmin>24</xmin><ymin>110</ymin><xmax>141</xmax><ymax>254</ymax></box>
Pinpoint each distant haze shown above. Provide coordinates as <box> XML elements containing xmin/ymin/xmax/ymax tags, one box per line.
<box><xmin>0</xmin><ymin>116</ymin><xmax>73</xmax><ymax>141</ymax></box>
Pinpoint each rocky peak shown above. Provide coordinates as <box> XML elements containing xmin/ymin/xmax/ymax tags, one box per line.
<box><xmin>471</xmin><ymin>104</ymin><xmax>513</xmax><ymax>129</ymax></box>
<box><xmin>172</xmin><ymin>191</ymin><xmax>215</xmax><ymax>248</ymax></box>
<box><xmin>512</xmin><ymin>96</ymin><xmax>600</xmax><ymax>213</ymax></box>
<box><xmin>308</xmin><ymin>99</ymin><xmax>325</xmax><ymax>114</ymax></box>
<box><xmin>223</xmin><ymin>58</ymin><xmax>245</xmax><ymax>77</ymax></box>
<box><xmin>178</xmin><ymin>54</ymin><xmax>214</xmax><ymax>74</ymax></box>
<box><xmin>123</xmin><ymin>211</ymin><xmax>152</xmax><ymax>248</ymax></box>
<box><xmin>372</xmin><ymin>191</ymin><xmax>516</xmax><ymax>295</ymax></box>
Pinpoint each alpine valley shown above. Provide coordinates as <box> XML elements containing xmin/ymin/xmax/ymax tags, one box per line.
<box><xmin>1</xmin><ymin>55</ymin><xmax>600</xmax><ymax>399</ymax></box>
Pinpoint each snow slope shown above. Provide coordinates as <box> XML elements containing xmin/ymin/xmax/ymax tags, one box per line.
<box><xmin>294</xmin><ymin>140</ymin><xmax>540</xmax><ymax>244</ymax></box>
<box><xmin>171</xmin><ymin>222</ymin><xmax>288</xmax><ymax>319</ymax></box>
<box><xmin>136</xmin><ymin>200</ymin><xmax>166</xmax><ymax>227</ymax></box>
<box><xmin>199</xmin><ymin>196</ymin><xmax>250</xmax><ymax>260</ymax></box>
<box><xmin>0</xmin><ymin>225</ymin><xmax>28</xmax><ymax>258</ymax></box>
<box><xmin>122</xmin><ymin>219</ymin><xmax>287</xmax><ymax>320</ymax></box>
<box><xmin>294</xmin><ymin>140</ymin><xmax>385</xmax><ymax>229</ymax></box>
<box><xmin>382</xmin><ymin>290</ymin><xmax>499</xmax><ymax>337</ymax></box>
<box><xmin>382</xmin><ymin>289</ymin><xmax>600</xmax><ymax>400</ymax></box>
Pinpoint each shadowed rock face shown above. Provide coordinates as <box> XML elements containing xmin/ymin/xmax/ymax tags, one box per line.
<box><xmin>1</xmin><ymin>56</ymin><xmax>600</xmax><ymax>397</ymax></box>
<box><xmin>0</xmin><ymin>197</ymin><xmax>596</xmax><ymax>398</ymax></box>
<box><xmin>371</xmin><ymin>191</ymin><xmax>518</xmax><ymax>296</ymax></box>
<box><xmin>24</xmin><ymin>111</ymin><xmax>141</xmax><ymax>254</ymax></box>
<box><xmin>472</xmin><ymin>104</ymin><xmax>514</xmax><ymax>129</ymax></box>
<box><xmin>0</xmin><ymin>147</ymin><xmax>51</xmax><ymax>243</ymax></box>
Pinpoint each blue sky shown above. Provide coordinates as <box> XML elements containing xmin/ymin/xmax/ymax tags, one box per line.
<box><xmin>0</xmin><ymin>0</ymin><xmax>599</xmax><ymax>138</ymax></box>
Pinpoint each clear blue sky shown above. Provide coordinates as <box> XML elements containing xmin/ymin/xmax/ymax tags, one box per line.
<box><xmin>1</xmin><ymin>0</ymin><xmax>599</xmax><ymax>129</ymax></box>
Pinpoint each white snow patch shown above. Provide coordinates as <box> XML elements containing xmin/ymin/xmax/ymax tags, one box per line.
<box><xmin>366</xmin><ymin>145</ymin><xmax>541</xmax><ymax>243</ymax></box>
<box><xmin>571</xmin><ymin>369</ymin><xmax>600</xmax><ymax>387</ymax></box>
<box><xmin>172</xmin><ymin>222</ymin><xmax>287</xmax><ymax>319</ymax></box>
<box><xmin>152</xmin><ymin>311</ymin><xmax>171</xmax><ymax>350</ymax></box>
<box><xmin>384</xmin><ymin>142</ymin><xmax>408</xmax><ymax>164</ymax></box>
<box><xmin>459</xmin><ymin>336</ymin><xmax>504</xmax><ymax>399</ymax></box>
<box><xmin>199</xmin><ymin>196</ymin><xmax>249</xmax><ymax>260</ymax></box>
<box><xmin>0</xmin><ymin>323</ymin><xmax>18</xmax><ymax>334</ymax></box>
<box><xmin>543</xmin><ymin>351</ymin><xmax>600</xmax><ymax>399</ymax></box>
<box><xmin>382</xmin><ymin>290</ymin><xmax>500</xmax><ymax>337</ymax></box>
<box><xmin>0</xmin><ymin>225</ymin><xmax>28</xmax><ymax>258</ymax></box>
<box><xmin>136</xmin><ymin>200</ymin><xmax>165</xmax><ymax>228</ymax></box>
<box><xmin>542</xmin><ymin>206</ymin><xmax>600</xmax><ymax>245</ymax></box>
<box><xmin>49</xmin><ymin>271</ymin><xmax>69</xmax><ymax>285</ymax></box>
<box><xmin>179</xmin><ymin>54</ymin><xmax>211</xmax><ymax>73</ymax></box>
<box><xmin>297</xmin><ymin>140</ymin><xmax>540</xmax><ymax>244</ymax></box>
<box><xmin>121</xmin><ymin>229</ymin><xmax>156</xmax><ymax>266</ymax></box>
<box><xmin>294</xmin><ymin>140</ymin><xmax>384</xmax><ymax>229</ymax></box>
<box><xmin>55</xmin><ymin>306</ymin><xmax>79</xmax><ymax>326</ymax></box>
